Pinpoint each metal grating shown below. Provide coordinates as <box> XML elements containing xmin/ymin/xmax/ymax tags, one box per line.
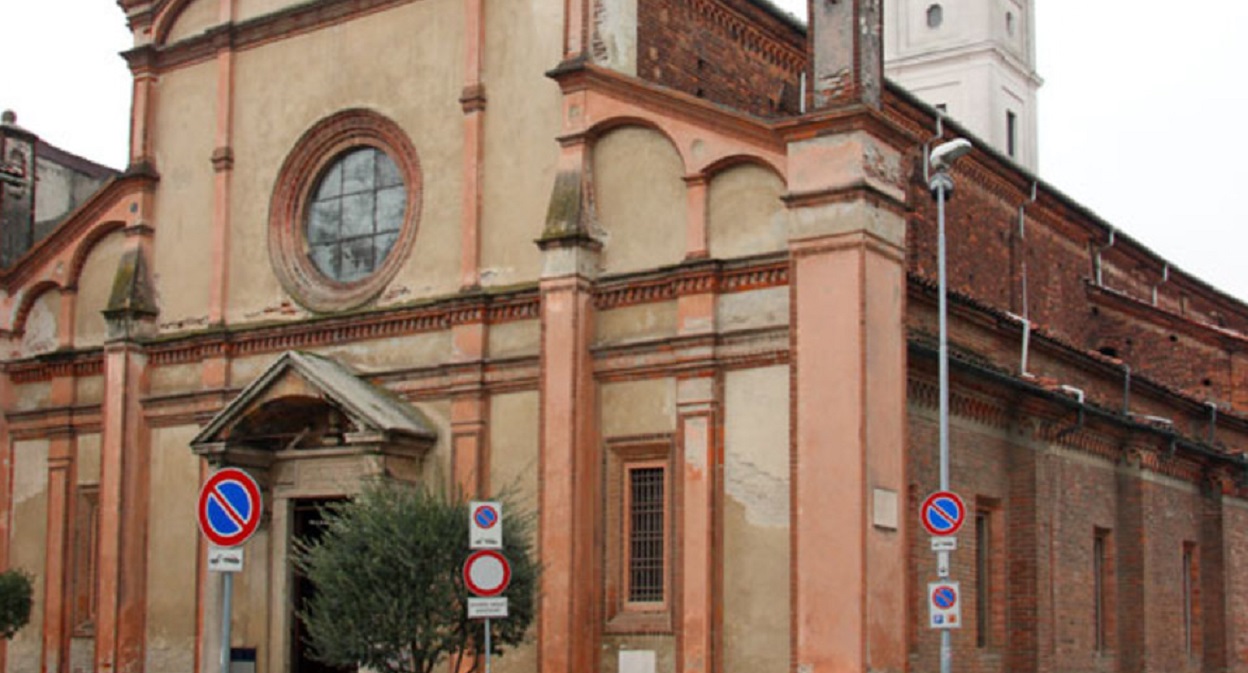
<box><xmin>628</xmin><ymin>467</ymin><xmax>665</xmax><ymax>603</ymax></box>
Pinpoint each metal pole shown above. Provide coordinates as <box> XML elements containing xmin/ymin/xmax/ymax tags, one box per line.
<box><xmin>936</xmin><ymin>175</ymin><xmax>953</xmax><ymax>673</ymax></box>
<box><xmin>484</xmin><ymin>618</ymin><xmax>492</xmax><ymax>673</ymax></box>
<box><xmin>220</xmin><ymin>571</ymin><xmax>233</xmax><ymax>673</ymax></box>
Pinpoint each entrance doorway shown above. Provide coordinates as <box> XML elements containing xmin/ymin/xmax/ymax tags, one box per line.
<box><xmin>291</xmin><ymin>499</ymin><xmax>353</xmax><ymax>673</ymax></box>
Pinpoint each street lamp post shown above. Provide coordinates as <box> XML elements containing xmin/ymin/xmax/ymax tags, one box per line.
<box><xmin>928</xmin><ymin>137</ymin><xmax>973</xmax><ymax>673</ymax></box>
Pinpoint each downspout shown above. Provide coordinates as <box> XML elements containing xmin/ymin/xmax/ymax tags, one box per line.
<box><xmin>1208</xmin><ymin>401</ymin><xmax>1219</xmax><ymax>444</ymax></box>
<box><xmin>922</xmin><ymin>113</ymin><xmax>945</xmax><ymax>185</ymax></box>
<box><xmin>1013</xmin><ymin>182</ymin><xmax>1038</xmax><ymax>377</ymax></box>
<box><xmin>1056</xmin><ymin>385</ymin><xmax>1085</xmax><ymax>439</ymax></box>
<box><xmin>1152</xmin><ymin>263</ymin><xmax>1170</xmax><ymax>306</ymax></box>
<box><xmin>1122</xmin><ymin>363</ymin><xmax>1131</xmax><ymax>414</ymax></box>
<box><xmin>1094</xmin><ymin>227</ymin><xmax>1116</xmax><ymax>287</ymax></box>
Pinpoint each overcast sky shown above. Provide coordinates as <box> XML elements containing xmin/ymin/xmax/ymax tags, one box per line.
<box><xmin>4</xmin><ymin>2</ymin><xmax>1247</xmax><ymax>303</ymax></box>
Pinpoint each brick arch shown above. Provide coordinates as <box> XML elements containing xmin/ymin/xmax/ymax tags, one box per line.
<box><xmin>68</xmin><ymin>220</ymin><xmax>127</xmax><ymax>290</ymax></box>
<box><xmin>11</xmin><ymin>280</ymin><xmax>63</xmax><ymax>338</ymax></box>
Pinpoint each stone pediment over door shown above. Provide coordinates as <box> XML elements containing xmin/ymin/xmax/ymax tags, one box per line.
<box><xmin>190</xmin><ymin>351</ymin><xmax>436</xmax><ymax>492</ymax></box>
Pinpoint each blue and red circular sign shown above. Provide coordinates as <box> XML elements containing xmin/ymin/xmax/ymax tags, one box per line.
<box><xmin>197</xmin><ymin>468</ymin><xmax>263</xmax><ymax>548</ymax></box>
<box><xmin>931</xmin><ymin>584</ymin><xmax>958</xmax><ymax>609</ymax></box>
<box><xmin>463</xmin><ymin>549</ymin><xmax>512</xmax><ymax>597</ymax></box>
<box><xmin>920</xmin><ymin>491</ymin><xmax>966</xmax><ymax>536</ymax></box>
<box><xmin>473</xmin><ymin>504</ymin><xmax>500</xmax><ymax>530</ymax></box>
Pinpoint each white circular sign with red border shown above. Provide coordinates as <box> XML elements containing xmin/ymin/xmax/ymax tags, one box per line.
<box><xmin>197</xmin><ymin>468</ymin><xmax>263</xmax><ymax>548</ymax></box>
<box><xmin>463</xmin><ymin>549</ymin><xmax>512</xmax><ymax>597</ymax></box>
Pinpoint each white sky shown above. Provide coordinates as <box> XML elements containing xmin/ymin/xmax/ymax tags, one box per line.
<box><xmin>4</xmin><ymin>1</ymin><xmax>1247</xmax><ymax>302</ymax></box>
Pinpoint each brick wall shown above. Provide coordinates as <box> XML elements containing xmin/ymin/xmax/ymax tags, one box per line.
<box><xmin>633</xmin><ymin>0</ymin><xmax>805</xmax><ymax>116</ymax></box>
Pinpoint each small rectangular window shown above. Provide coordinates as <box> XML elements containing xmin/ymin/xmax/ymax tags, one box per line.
<box><xmin>975</xmin><ymin>511</ymin><xmax>989</xmax><ymax>647</ymax></box>
<box><xmin>1006</xmin><ymin>111</ymin><xmax>1018</xmax><ymax>158</ymax></box>
<box><xmin>1094</xmin><ymin>528</ymin><xmax>1111</xmax><ymax>652</ymax></box>
<box><xmin>627</xmin><ymin>465</ymin><xmax>666</xmax><ymax>604</ymax></box>
<box><xmin>1184</xmin><ymin>541</ymin><xmax>1199</xmax><ymax>657</ymax></box>
<box><xmin>71</xmin><ymin>487</ymin><xmax>100</xmax><ymax>635</ymax></box>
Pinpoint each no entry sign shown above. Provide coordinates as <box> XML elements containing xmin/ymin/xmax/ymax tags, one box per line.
<box><xmin>920</xmin><ymin>491</ymin><xmax>966</xmax><ymax>537</ymax></box>
<box><xmin>197</xmin><ymin>468</ymin><xmax>263</xmax><ymax>548</ymax></box>
<box><xmin>463</xmin><ymin>549</ymin><xmax>512</xmax><ymax>597</ymax></box>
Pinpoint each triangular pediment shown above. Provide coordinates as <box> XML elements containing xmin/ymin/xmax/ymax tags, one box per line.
<box><xmin>191</xmin><ymin>351</ymin><xmax>436</xmax><ymax>464</ymax></box>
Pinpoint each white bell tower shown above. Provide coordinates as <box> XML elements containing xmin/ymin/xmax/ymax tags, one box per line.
<box><xmin>884</xmin><ymin>0</ymin><xmax>1042</xmax><ymax>171</ymax></box>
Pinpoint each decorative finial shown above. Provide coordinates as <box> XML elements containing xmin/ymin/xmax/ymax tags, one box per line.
<box><xmin>0</xmin><ymin>110</ymin><xmax>15</xmax><ymax>126</ymax></box>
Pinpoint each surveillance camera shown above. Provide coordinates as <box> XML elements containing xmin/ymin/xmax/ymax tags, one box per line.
<box><xmin>929</xmin><ymin>138</ymin><xmax>973</xmax><ymax>171</ymax></box>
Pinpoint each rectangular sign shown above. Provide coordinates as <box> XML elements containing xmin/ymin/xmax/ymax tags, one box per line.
<box><xmin>208</xmin><ymin>546</ymin><xmax>244</xmax><ymax>573</ymax></box>
<box><xmin>469</xmin><ymin>501</ymin><xmax>503</xmax><ymax>549</ymax></box>
<box><xmin>468</xmin><ymin>597</ymin><xmax>509</xmax><ymax>619</ymax></box>
<box><xmin>931</xmin><ymin>537</ymin><xmax>957</xmax><ymax>552</ymax></box>
<box><xmin>928</xmin><ymin>582</ymin><xmax>961</xmax><ymax>630</ymax></box>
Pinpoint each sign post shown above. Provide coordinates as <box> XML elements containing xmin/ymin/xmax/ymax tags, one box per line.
<box><xmin>463</xmin><ymin>550</ymin><xmax>511</xmax><ymax>673</ymax></box>
<box><xmin>921</xmin><ymin>490</ymin><xmax>964</xmax><ymax>673</ymax></box>
<box><xmin>198</xmin><ymin>468</ymin><xmax>262</xmax><ymax>673</ymax></box>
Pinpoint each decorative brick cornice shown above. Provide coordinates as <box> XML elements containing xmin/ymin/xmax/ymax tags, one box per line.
<box><xmin>686</xmin><ymin>0</ymin><xmax>805</xmax><ymax>74</ymax></box>
<box><xmin>594</xmin><ymin>256</ymin><xmax>788</xmax><ymax>311</ymax></box>
<box><xmin>5</xmin><ymin>352</ymin><xmax>104</xmax><ymax>384</ymax></box>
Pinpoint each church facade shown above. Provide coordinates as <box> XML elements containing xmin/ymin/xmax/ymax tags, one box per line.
<box><xmin>2</xmin><ymin>1</ymin><xmax>1248</xmax><ymax>673</ymax></box>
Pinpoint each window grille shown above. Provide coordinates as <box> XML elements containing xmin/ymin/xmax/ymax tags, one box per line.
<box><xmin>628</xmin><ymin>467</ymin><xmax>665</xmax><ymax>603</ymax></box>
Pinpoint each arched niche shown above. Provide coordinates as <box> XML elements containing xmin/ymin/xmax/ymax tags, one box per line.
<box><xmin>73</xmin><ymin>229</ymin><xmax>126</xmax><ymax>349</ymax></box>
<box><xmin>707</xmin><ymin>161</ymin><xmax>787</xmax><ymax>259</ymax></box>
<box><xmin>592</xmin><ymin>125</ymin><xmax>685</xmax><ymax>275</ymax></box>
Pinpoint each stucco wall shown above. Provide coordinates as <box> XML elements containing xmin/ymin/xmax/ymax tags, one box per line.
<box><xmin>151</xmin><ymin>59</ymin><xmax>217</xmax><ymax>330</ymax></box>
<box><xmin>707</xmin><ymin>163</ymin><xmax>786</xmax><ymax>259</ymax></box>
<box><xmin>600</xmin><ymin>378</ymin><xmax>676</xmax><ymax>438</ymax></box>
<box><xmin>145</xmin><ymin>426</ymin><xmax>201</xmax><ymax>673</ymax></box>
<box><xmin>722</xmin><ymin>366</ymin><xmax>790</xmax><ymax>672</ymax></box>
<box><xmin>227</xmin><ymin>0</ymin><xmax>464</xmax><ymax>322</ymax></box>
<box><xmin>593</xmin><ymin>127</ymin><xmax>685</xmax><ymax>275</ymax></box>
<box><xmin>164</xmin><ymin>0</ymin><xmax>218</xmax><ymax>43</ymax></box>
<box><xmin>7</xmin><ymin>440</ymin><xmax>49</xmax><ymax>673</ymax></box>
<box><xmin>487</xmin><ymin>319</ymin><xmax>539</xmax><ymax>360</ymax></box>
<box><xmin>478</xmin><ymin>0</ymin><xmax>563</xmax><ymax>288</ymax></box>
<box><xmin>487</xmin><ymin>391</ymin><xmax>539</xmax><ymax>673</ymax></box>
<box><xmin>18</xmin><ymin>288</ymin><xmax>59</xmax><ymax>357</ymax></box>
<box><xmin>596</xmin><ymin>302</ymin><xmax>677</xmax><ymax>346</ymax></box>
<box><xmin>73</xmin><ymin>229</ymin><xmax>126</xmax><ymax>348</ymax></box>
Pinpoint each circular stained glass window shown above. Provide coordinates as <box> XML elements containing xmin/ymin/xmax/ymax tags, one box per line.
<box><xmin>305</xmin><ymin>147</ymin><xmax>407</xmax><ymax>283</ymax></box>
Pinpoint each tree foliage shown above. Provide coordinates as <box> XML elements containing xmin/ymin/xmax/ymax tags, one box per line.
<box><xmin>0</xmin><ymin>569</ymin><xmax>33</xmax><ymax>640</ymax></box>
<box><xmin>293</xmin><ymin>482</ymin><xmax>537</xmax><ymax>673</ymax></box>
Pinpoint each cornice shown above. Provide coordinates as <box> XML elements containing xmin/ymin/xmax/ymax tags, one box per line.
<box><xmin>593</xmin><ymin>255</ymin><xmax>788</xmax><ymax>311</ymax></box>
<box><xmin>132</xmin><ymin>0</ymin><xmax>419</xmax><ymax>72</ymax></box>
<box><xmin>1087</xmin><ymin>282</ymin><xmax>1248</xmax><ymax>352</ymax></box>
<box><xmin>547</xmin><ymin>63</ymin><xmax>785</xmax><ymax>153</ymax></box>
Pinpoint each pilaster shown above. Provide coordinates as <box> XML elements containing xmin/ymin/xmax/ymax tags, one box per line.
<box><xmin>42</xmin><ymin>429</ymin><xmax>75</xmax><ymax>673</ymax></box>
<box><xmin>537</xmin><ymin>130</ymin><xmax>601</xmax><ymax>673</ymax></box>
<box><xmin>676</xmin><ymin>375</ymin><xmax>718</xmax><ymax>673</ymax></box>
<box><xmin>786</xmin><ymin>124</ymin><xmax>908</xmax><ymax>673</ymax></box>
<box><xmin>95</xmin><ymin>241</ymin><xmax>157</xmax><ymax>673</ymax></box>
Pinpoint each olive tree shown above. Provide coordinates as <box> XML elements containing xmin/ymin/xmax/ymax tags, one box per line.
<box><xmin>0</xmin><ymin>569</ymin><xmax>33</xmax><ymax>640</ymax></box>
<box><xmin>293</xmin><ymin>482</ymin><xmax>537</xmax><ymax>673</ymax></box>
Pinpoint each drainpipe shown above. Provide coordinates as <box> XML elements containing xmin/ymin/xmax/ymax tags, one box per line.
<box><xmin>1006</xmin><ymin>312</ymin><xmax>1033</xmax><ymax>378</ymax></box>
<box><xmin>1056</xmin><ymin>385</ymin><xmax>1085</xmax><ymax>439</ymax></box>
<box><xmin>1152</xmin><ymin>263</ymin><xmax>1170</xmax><ymax>306</ymax></box>
<box><xmin>922</xmin><ymin>113</ymin><xmax>945</xmax><ymax>185</ymax></box>
<box><xmin>1208</xmin><ymin>401</ymin><xmax>1219</xmax><ymax>444</ymax></box>
<box><xmin>1122</xmin><ymin>364</ymin><xmax>1131</xmax><ymax>414</ymax></box>
<box><xmin>1094</xmin><ymin>228</ymin><xmax>1116</xmax><ymax>287</ymax></box>
<box><xmin>1018</xmin><ymin>182</ymin><xmax>1037</xmax><ymax>318</ymax></box>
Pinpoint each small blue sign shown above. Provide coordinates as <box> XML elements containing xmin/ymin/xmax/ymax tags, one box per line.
<box><xmin>933</xmin><ymin>586</ymin><xmax>957</xmax><ymax>609</ymax></box>
<box><xmin>474</xmin><ymin>505</ymin><xmax>499</xmax><ymax>530</ymax></box>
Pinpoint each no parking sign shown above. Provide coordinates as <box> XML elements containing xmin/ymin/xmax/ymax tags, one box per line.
<box><xmin>197</xmin><ymin>468</ymin><xmax>263</xmax><ymax>548</ymax></box>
